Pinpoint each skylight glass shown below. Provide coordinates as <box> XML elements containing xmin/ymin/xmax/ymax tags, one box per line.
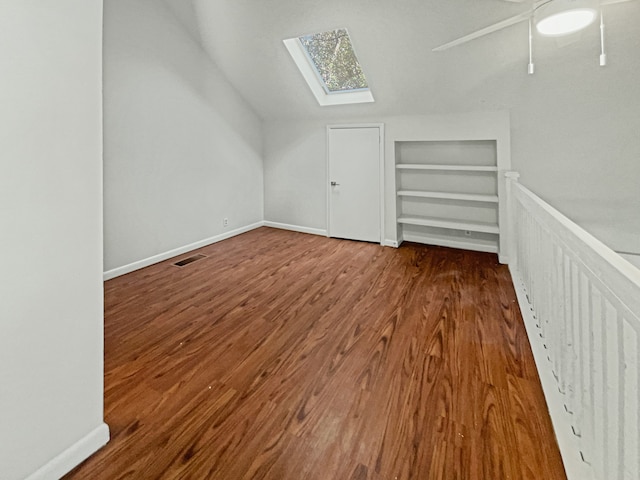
<box><xmin>298</xmin><ymin>29</ymin><xmax>368</xmax><ymax>94</ymax></box>
<box><xmin>283</xmin><ymin>28</ymin><xmax>374</xmax><ymax>106</ymax></box>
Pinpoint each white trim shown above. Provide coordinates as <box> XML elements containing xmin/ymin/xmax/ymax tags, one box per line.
<box><xmin>326</xmin><ymin>123</ymin><xmax>385</xmax><ymax>129</ymax></box>
<box><xmin>514</xmin><ymin>183</ymin><xmax>640</xmax><ymax>311</ymax></box>
<box><xmin>327</xmin><ymin>124</ymin><xmax>385</xmax><ymax>246</ymax></box>
<box><xmin>25</xmin><ymin>423</ymin><xmax>109</xmax><ymax>480</ymax></box>
<box><xmin>402</xmin><ymin>233</ymin><xmax>499</xmax><ymax>254</ymax></box>
<box><xmin>282</xmin><ymin>38</ymin><xmax>374</xmax><ymax>106</ymax></box>
<box><xmin>379</xmin><ymin>124</ymin><xmax>386</xmax><ymax>247</ymax></box>
<box><xmin>103</xmin><ymin>222</ymin><xmax>263</xmax><ymax>280</ymax></box>
<box><xmin>384</xmin><ymin>239</ymin><xmax>399</xmax><ymax>248</ymax></box>
<box><xmin>326</xmin><ymin>127</ymin><xmax>331</xmax><ymax>241</ymax></box>
<box><xmin>509</xmin><ymin>267</ymin><xmax>592</xmax><ymax>480</ymax></box>
<box><xmin>263</xmin><ymin>221</ymin><xmax>327</xmax><ymax>237</ymax></box>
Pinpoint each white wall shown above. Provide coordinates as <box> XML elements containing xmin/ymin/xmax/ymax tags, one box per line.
<box><xmin>265</xmin><ymin>65</ymin><xmax>640</xmax><ymax>255</ymax></box>
<box><xmin>264</xmin><ymin>121</ymin><xmax>328</xmax><ymax>232</ymax></box>
<box><xmin>264</xmin><ymin>112</ymin><xmax>511</xmax><ymax>245</ymax></box>
<box><xmin>103</xmin><ymin>0</ymin><xmax>264</xmax><ymax>273</ymax></box>
<box><xmin>0</xmin><ymin>2</ymin><xmax>108</xmax><ymax>479</ymax></box>
<box><xmin>506</xmin><ymin>37</ymin><xmax>640</xmax><ymax>256</ymax></box>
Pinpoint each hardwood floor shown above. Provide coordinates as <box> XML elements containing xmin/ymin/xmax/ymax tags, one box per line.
<box><xmin>65</xmin><ymin>227</ymin><xmax>566</xmax><ymax>480</ymax></box>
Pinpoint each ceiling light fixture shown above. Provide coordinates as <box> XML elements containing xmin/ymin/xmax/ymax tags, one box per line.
<box><xmin>535</xmin><ymin>0</ymin><xmax>598</xmax><ymax>36</ymax></box>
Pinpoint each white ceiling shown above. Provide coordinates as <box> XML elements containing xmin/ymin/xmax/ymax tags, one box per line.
<box><xmin>162</xmin><ymin>0</ymin><xmax>639</xmax><ymax>120</ymax></box>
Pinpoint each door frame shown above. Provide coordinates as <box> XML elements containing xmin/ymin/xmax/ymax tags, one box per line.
<box><xmin>326</xmin><ymin>123</ymin><xmax>385</xmax><ymax>246</ymax></box>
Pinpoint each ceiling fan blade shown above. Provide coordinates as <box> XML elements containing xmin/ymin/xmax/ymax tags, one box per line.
<box><xmin>432</xmin><ymin>0</ymin><xmax>552</xmax><ymax>52</ymax></box>
<box><xmin>432</xmin><ymin>11</ymin><xmax>534</xmax><ymax>51</ymax></box>
<box><xmin>432</xmin><ymin>0</ymin><xmax>636</xmax><ymax>53</ymax></box>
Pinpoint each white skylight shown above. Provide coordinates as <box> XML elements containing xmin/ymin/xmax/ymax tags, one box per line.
<box><xmin>284</xmin><ymin>28</ymin><xmax>374</xmax><ymax>106</ymax></box>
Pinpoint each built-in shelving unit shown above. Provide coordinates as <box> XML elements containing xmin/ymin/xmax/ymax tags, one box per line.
<box><xmin>395</xmin><ymin>140</ymin><xmax>502</xmax><ymax>254</ymax></box>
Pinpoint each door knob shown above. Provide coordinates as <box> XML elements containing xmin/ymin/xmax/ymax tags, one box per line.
<box><xmin>331</xmin><ymin>181</ymin><xmax>340</xmax><ymax>186</ymax></box>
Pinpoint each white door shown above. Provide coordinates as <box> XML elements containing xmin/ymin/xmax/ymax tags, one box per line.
<box><xmin>328</xmin><ymin>126</ymin><xmax>382</xmax><ymax>243</ymax></box>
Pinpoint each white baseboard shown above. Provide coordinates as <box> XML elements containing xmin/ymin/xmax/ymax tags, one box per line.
<box><xmin>26</xmin><ymin>423</ymin><xmax>109</xmax><ymax>480</ymax></box>
<box><xmin>498</xmin><ymin>254</ymin><xmax>509</xmax><ymax>264</ymax></box>
<box><xmin>263</xmin><ymin>221</ymin><xmax>327</xmax><ymax>237</ymax></box>
<box><xmin>402</xmin><ymin>233</ymin><xmax>499</xmax><ymax>254</ymax></box>
<box><xmin>103</xmin><ymin>222</ymin><xmax>264</xmax><ymax>280</ymax></box>
<box><xmin>509</xmin><ymin>266</ymin><xmax>591</xmax><ymax>480</ymax></box>
<box><xmin>383</xmin><ymin>239</ymin><xmax>399</xmax><ymax>248</ymax></box>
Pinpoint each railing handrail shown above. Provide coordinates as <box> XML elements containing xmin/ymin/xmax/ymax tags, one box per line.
<box><xmin>507</xmin><ymin>173</ymin><xmax>640</xmax><ymax>480</ymax></box>
<box><xmin>512</xmin><ymin>181</ymin><xmax>640</xmax><ymax>318</ymax></box>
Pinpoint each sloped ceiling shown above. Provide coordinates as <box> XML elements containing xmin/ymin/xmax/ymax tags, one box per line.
<box><xmin>163</xmin><ymin>0</ymin><xmax>639</xmax><ymax>120</ymax></box>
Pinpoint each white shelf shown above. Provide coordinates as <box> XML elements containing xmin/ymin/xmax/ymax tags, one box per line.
<box><xmin>396</xmin><ymin>164</ymin><xmax>497</xmax><ymax>172</ymax></box>
<box><xmin>402</xmin><ymin>233</ymin><xmax>499</xmax><ymax>254</ymax></box>
<box><xmin>398</xmin><ymin>215</ymin><xmax>499</xmax><ymax>235</ymax></box>
<box><xmin>397</xmin><ymin>190</ymin><xmax>498</xmax><ymax>203</ymax></box>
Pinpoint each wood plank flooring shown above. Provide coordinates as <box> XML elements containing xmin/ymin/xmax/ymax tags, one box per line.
<box><xmin>65</xmin><ymin>227</ymin><xmax>566</xmax><ymax>480</ymax></box>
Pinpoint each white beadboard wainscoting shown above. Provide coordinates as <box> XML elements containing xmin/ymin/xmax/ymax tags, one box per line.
<box><xmin>506</xmin><ymin>173</ymin><xmax>640</xmax><ymax>480</ymax></box>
